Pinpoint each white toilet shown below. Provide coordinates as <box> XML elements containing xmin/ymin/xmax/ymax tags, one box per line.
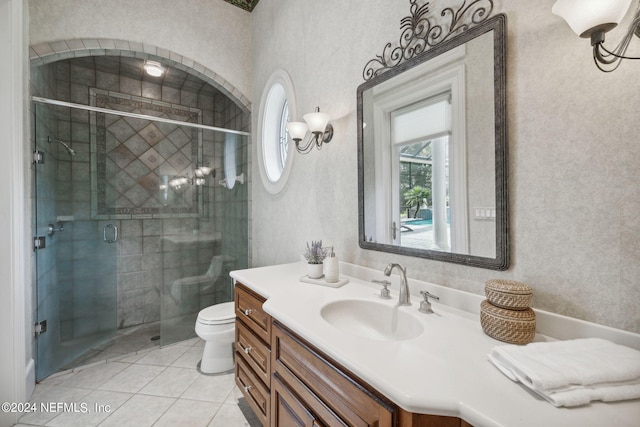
<box><xmin>194</xmin><ymin>301</ymin><xmax>235</xmax><ymax>374</ymax></box>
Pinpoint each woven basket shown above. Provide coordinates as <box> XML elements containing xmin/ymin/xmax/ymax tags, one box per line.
<box><xmin>480</xmin><ymin>300</ymin><xmax>536</xmax><ymax>345</ymax></box>
<box><xmin>485</xmin><ymin>279</ymin><xmax>532</xmax><ymax>310</ymax></box>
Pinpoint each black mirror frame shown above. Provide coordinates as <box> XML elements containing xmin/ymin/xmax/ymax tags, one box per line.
<box><xmin>357</xmin><ymin>14</ymin><xmax>509</xmax><ymax>270</ymax></box>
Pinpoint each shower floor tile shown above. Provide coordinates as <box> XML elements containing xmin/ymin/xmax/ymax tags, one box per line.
<box><xmin>60</xmin><ymin>321</ymin><xmax>162</xmax><ymax>371</ymax></box>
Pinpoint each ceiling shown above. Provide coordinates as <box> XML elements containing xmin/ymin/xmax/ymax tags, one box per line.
<box><xmin>68</xmin><ymin>55</ymin><xmax>220</xmax><ymax>97</ymax></box>
<box><xmin>224</xmin><ymin>0</ymin><xmax>260</xmax><ymax>12</ymax></box>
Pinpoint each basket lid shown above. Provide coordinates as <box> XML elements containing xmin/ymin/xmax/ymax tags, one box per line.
<box><xmin>481</xmin><ymin>300</ymin><xmax>536</xmax><ymax>321</ymax></box>
<box><xmin>485</xmin><ymin>279</ymin><xmax>532</xmax><ymax>295</ymax></box>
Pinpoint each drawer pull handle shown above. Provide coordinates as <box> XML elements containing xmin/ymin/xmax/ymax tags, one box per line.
<box><xmin>243</xmin><ymin>346</ymin><xmax>252</xmax><ymax>354</ymax></box>
<box><xmin>243</xmin><ymin>308</ymin><xmax>253</xmax><ymax>316</ymax></box>
<box><xmin>244</xmin><ymin>385</ymin><xmax>252</xmax><ymax>392</ymax></box>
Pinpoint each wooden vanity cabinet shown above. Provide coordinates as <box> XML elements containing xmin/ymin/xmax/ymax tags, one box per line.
<box><xmin>272</xmin><ymin>321</ymin><xmax>394</xmax><ymax>427</ymax></box>
<box><xmin>234</xmin><ymin>283</ymin><xmax>272</xmax><ymax>426</ymax></box>
<box><xmin>234</xmin><ymin>283</ymin><xmax>472</xmax><ymax>427</ymax></box>
<box><xmin>271</xmin><ymin>373</ymin><xmax>335</xmax><ymax>427</ymax></box>
<box><xmin>397</xmin><ymin>411</ymin><xmax>473</xmax><ymax>427</ymax></box>
<box><xmin>235</xmin><ymin>282</ymin><xmax>271</xmax><ymax>342</ymax></box>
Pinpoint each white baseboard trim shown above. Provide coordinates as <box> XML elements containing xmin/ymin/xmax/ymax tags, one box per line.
<box><xmin>25</xmin><ymin>358</ymin><xmax>35</xmax><ymax>398</ymax></box>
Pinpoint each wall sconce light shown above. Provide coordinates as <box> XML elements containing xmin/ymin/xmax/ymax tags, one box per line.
<box><xmin>143</xmin><ymin>60</ymin><xmax>164</xmax><ymax>77</ymax></box>
<box><xmin>553</xmin><ymin>0</ymin><xmax>640</xmax><ymax>72</ymax></box>
<box><xmin>192</xmin><ymin>166</ymin><xmax>214</xmax><ymax>186</ymax></box>
<box><xmin>161</xmin><ymin>166</ymin><xmax>214</xmax><ymax>190</ymax></box>
<box><xmin>286</xmin><ymin>107</ymin><xmax>334</xmax><ymax>154</ymax></box>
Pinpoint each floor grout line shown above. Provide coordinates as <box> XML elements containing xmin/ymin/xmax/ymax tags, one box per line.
<box><xmin>21</xmin><ymin>336</ymin><xmax>259</xmax><ymax>427</ymax></box>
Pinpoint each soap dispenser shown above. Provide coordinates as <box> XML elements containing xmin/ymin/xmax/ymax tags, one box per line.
<box><xmin>324</xmin><ymin>247</ymin><xmax>340</xmax><ymax>283</ymax></box>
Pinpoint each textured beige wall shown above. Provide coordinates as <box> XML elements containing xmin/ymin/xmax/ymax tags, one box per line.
<box><xmin>29</xmin><ymin>0</ymin><xmax>252</xmax><ymax>103</ymax></box>
<box><xmin>25</xmin><ymin>0</ymin><xmax>640</xmax><ymax>333</ymax></box>
<box><xmin>250</xmin><ymin>0</ymin><xmax>640</xmax><ymax>333</ymax></box>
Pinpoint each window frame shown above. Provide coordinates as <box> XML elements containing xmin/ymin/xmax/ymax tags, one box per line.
<box><xmin>257</xmin><ymin>69</ymin><xmax>298</xmax><ymax>194</ymax></box>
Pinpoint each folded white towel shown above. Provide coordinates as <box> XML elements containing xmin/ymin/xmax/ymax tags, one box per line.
<box><xmin>544</xmin><ymin>381</ymin><xmax>640</xmax><ymax>407</ymax></box>
<box><xmin>488</xmin><ymin>338</ymin><xmax>640</xmax><ymax>407</ymax></box>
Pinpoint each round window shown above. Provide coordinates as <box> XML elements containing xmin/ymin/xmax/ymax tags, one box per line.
<box><xmin>257</xmin><ymin>70</ymin><xmax>297</xmax><ymax>194</ymax></box>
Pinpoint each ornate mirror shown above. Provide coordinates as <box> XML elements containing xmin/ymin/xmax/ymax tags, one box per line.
<box><xmin>357</xmin><ymin>1</ymin><xmax>508</xmax><ymax>270</ymax></box>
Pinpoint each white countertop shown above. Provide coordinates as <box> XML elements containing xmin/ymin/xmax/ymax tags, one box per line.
<box><xmin>230</xmin><ymin>262</ymin><xmax>640</xmax><ymax>427</ymax></box>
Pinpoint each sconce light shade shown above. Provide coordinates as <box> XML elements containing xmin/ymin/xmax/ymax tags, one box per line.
<box><xmin>553</xmin><ymin>0</ymin><xmax>640</xmax><ymax>72</ymax></box>
<box><xmin>288</xmin><ymin>106</ymin><xmax>334</xmax><ymax>154</ymax></box>
<box><xmin>197</xmin><ymin>166</ymin><xmax>212</xmax><ymax>176</ymax></box>
<box><xmin>286</xmin><ymin>121</ymin><xmax>308</xmax><ymax>141</ymax></box>
<box><xmin>552</xmin><ymin>0</ymin><xmax>633</xmax><ymax>37</ymax></box>
<box><xmin>303</xmin><ymin>110</ymin><xmax>331</xmax><ymax>133</ymax></box>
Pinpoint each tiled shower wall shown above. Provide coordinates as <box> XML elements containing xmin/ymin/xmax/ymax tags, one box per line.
<box><xmin>216</xmin><ymin>95</ymin><xmax>249</xmax><ymax>279</ymax></box>
<box><xmin>35</xmin><ymin>56</ymin><xmax>249</xmax><ymax>337</ymax></box>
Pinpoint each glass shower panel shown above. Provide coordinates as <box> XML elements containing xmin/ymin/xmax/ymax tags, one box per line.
<box><xmin>35</xmin><ymin>97</ymin><xmax>249</xmax><ymax>378</ymax></box>
<box><xmin>160</xmin><ymin>129</ymin><xmax>248</xmax><ymax>347</ymax></box>
<box><xmin>34</xmin><ymin>103</ymin><xmax>118</xmax><ymax>381</ymax></box>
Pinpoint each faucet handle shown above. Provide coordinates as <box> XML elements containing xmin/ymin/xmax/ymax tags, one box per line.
<box><xmin>372</xmin><ymin>279</ymin><xmax>392</xmax><ymax>299</ymax></box>
<box><xmin>419</xmin><ymin>290</ymin><xmax>439</xmax><ymax>314</ymax></box>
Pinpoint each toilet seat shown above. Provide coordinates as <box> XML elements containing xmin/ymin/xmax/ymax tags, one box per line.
<box><xmin>197</xmin><ymin>302</ymin><xmax>235</xmax><ymax>325</ymax></box>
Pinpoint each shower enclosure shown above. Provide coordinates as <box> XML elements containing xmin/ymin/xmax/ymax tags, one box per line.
<box><xmin>31</xmin><ymin>56</ymin><xmax>249</xmax><ymax>381</ymax></box>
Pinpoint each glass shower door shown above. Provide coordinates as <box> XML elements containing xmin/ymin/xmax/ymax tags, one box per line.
<box><xmin>33</xmin><ymin>93</ymin><xmax>249</xmax><ymax>378</ymax></box>
<box><xmin>158</xmin><ymin>129</ymin><xmax>248</xmax><ymax>347</ymax></box>
<box><xmin>34</xmin><ymin>102</ymin><xmax>118</xmax><ymax>381</ymax></box>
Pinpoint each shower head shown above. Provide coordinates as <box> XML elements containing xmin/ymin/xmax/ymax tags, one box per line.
<box><xmin>48</xmin><ymin>136</ymin><xmax>76</xmax><ymax>156</ymax></box>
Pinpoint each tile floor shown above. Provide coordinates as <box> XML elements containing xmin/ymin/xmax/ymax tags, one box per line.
<box><xmin>61</xmin><ymin>322</ymin><xmax>162</xmax><ymax>371</ymax></box>
<box><xmin>15</xmin><ymin>337</ymin><xmax>261</xmax><ymax>427</ymax></box>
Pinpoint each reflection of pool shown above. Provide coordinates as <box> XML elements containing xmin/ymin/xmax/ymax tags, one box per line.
<box><xmin>405</xmin><ymin>219</ymin><xmax>433</xmax><ymax>226</ymax></box>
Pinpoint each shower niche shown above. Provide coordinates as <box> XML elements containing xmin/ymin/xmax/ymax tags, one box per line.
<box><xmin>31</xmin><ymin>54</ymin><xmax>249</xmax><ymax>380</ymax></box>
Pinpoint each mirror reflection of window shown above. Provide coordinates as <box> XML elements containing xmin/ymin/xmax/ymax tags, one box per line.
<box><xmin>391</xmin><ymin>95</ymin><xmax>452</xmax><ymax>251</ymax></box>
<box><xmin>358</xmin><ymin>16</ymin><xmax>508</xmax><ymax>269</ymax></box>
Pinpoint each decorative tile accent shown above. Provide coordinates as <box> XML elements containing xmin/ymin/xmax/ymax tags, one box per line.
<box><xmin>166</xmin><ymin>151</ymin><xmax>191</xmax><ymax>175</ymax></box>
<box><xmin>139</xmin><ymin>123</ymin><xmax>162</xmax><ymax>146</ymax></box>
<box><xmin>108</xmin><ymin>118</ymin><xmax>136</xmax><ymax>142</ymax></box>
<box><xmin>91</xmin><ymin>89</ymin><xmax>202</xmax><ymax>217</ymax></box>
<box><xmin>139</xmin><ymin>147</ymin><xmax>164</xmax><ymax>170</ymax></box>
<box><xmin>167</xmin><ymin>127</ymin><xmax>191</xmax><ymax>149</ymax></box>
<box><xmin>123</xmin><ymin>134</ymin><xmax>151</xmax><ymax>157</ymax></box>
<box><xmin>110</xmin><ymin>144</ymin><xmax>137</xmax><ymax>169</ymax></box>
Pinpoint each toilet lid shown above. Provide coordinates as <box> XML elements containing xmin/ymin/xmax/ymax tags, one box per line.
<box><xmin>197</xmin><ymin>302</ymin><xmax>235</xmax><ymax>325</ymax></box>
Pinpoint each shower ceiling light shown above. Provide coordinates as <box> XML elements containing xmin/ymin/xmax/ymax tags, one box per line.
<box><xmin>143</xmin><ymin>60</ymin><xmax>164</xmax><ymax>77</ymax></box>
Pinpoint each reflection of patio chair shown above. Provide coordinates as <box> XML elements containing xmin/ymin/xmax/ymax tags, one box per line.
<box><xmin>170</xmin><ymin>254</ymin><xmax>235</xmax><ymax>306</ymax></box>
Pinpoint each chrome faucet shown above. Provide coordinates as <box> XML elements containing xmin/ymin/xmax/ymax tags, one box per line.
<box><xmin>383</xmin><ymin>263</ymin><xmax>411</xmax><ymax>306</ymax></box>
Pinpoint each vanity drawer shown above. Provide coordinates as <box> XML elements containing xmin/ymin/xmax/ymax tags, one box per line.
<box><xmin>235</xmin><ymin>318</ymin><xmax>271</xmax><ymax>388</ymax></box>
<box><xmin>235</xmin><ymin>282</ymin><xmax>271</xmax><ymax>343</ymax></box>
<box><xmin>272</xmin><ymin>322</ymin><xmax>395</xmax><ymax>427</ymax></box>
<box><xmin>236</xmin><ymin>354</ymin><xmax>270</xmax><ymax>427</ymax></box>
<box><xmin>272</xmin><ymin>372</ymin><xmax>344</xmax><ymax>427</ymax></box>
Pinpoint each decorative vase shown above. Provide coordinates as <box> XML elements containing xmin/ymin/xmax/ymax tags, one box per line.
<box><xmin>306</xmin><ymin>263</ymin><xmax>323</xmax><ymax>279</ymax></box>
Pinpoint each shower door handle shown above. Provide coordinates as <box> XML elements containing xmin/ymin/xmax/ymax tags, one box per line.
<box><xmin>103</xmin><ymin>224</ymin><xmax>118</xmax><ymax>243</ymax></box>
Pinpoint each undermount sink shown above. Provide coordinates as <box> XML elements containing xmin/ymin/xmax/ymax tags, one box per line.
<box><xmin>320</xmin><ymin>299</ymin><xmax>424</xmax><ymax>341</ymax></box>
